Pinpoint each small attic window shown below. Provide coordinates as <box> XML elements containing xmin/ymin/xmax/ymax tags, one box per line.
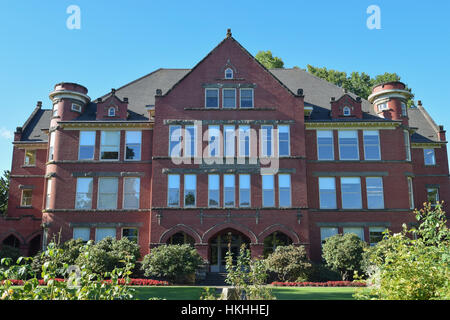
<box><xmin>71</xmin><ymin>103</ymin><xmax>82</xmax><ymax>113</ymax></box>
<box><xmin>343</xmin><ymin>106</ymin><xmax>351</xmax><ymax>116</ymax></box>
<box><xmin>108</xmin><ymin>107</ymin><xmax>116</xmax><ymax>117</ymax></box>
<box><xmin>225</xmin><ymin>68</ymin><xmax>233</xmax><ymax>79</ymax></box>
<box><xmin>377</xmin><ymin>103</ymin><xmax>388</xmax><ymax>112</ymax></box>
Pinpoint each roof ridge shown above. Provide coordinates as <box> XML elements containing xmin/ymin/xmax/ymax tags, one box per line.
<box><xmin>416</xmin><ymin>103</ymin><xmax>440</xmax><ymax>136</ymax></box>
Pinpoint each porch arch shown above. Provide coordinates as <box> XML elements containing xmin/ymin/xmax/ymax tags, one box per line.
<box><xmin>201</xmin><ymin>222</ymin><xmax>258</xmax><ymax>244</ymax></box>
<box><xmin>0</xmin><ymin>231</ymin><xmax>25</xmax><ymax>247</ymax></box>
<box><xmin>159</xmin><ymin>224</ymin><xmax>202</xmax><ymax>244</ymax></box>
<box><xmin>257</xmin><ymin>223</ymin><xmax>300</xmax><ymax>244</ymax></box>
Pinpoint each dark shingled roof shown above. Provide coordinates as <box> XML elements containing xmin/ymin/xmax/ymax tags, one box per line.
<box><xmin>19</xmin><ymin>68</ymin><xmax>442</xmax><ymax>144</ymax></box>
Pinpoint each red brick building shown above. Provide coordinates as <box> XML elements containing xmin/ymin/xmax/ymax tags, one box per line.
<box><xmin>2</xmin><ymin>31</ymin><xmax>449</xmax><ymax>270</ymax></box>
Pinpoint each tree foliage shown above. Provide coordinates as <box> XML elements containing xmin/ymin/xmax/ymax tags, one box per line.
<box><xmin>357</xmin><ymin>202</ymin><xmax>450</xmax><ymax>300</ymax></box>
<box><xmin>264</xmin><ymin>245</ymin><xmax>311</xmax><ymax>282</ymax></box>
<box><xmin>0</xmin><ymin>170</ymin><xmax>10</xmax><ymax>216</ymax></box>
<box><xmin>321</xmin><ymin>233</ymin><xmax>366</xmax><ymax>281</ymax></box>
<box><xmin>141</xmin><ymin>244</ymin><xmax>203</xmax><ymax>283</ymax></box>
<box><xmin>255</xmin><ymin>50</ymin><xmax>284</xmax><ymax>69</ymax></box>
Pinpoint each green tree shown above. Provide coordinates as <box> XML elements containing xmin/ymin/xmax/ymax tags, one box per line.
<box><xmin>255</xmin><ymin>50</ymin><xmax>284</xmax><ymax>69</ymax></box>
<box><xmin>357</xmin><ymin>202</ymin><xmax>450</xmax><ymax>300</ymax></box>
<box><xmin>321</xmin><ymin>233</ymin><xmax>366</xmax><ymax>281</ymax></box>
<box><xmin>0</xmin><ymin>170</ymin><xmax>10</xmax><ymax>216</ymax></box>
<box><xmin>141</xmin><ymin>244</ymin><xmax>204</xmax><ymax>284</ymax></box>
<box><xmin>264</xmin><ymin>245</ymin><xmax>311</xmax><ymax>282</ymax></box>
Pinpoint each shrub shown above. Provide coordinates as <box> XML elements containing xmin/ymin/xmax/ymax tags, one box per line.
<box><xmin>322</xmin><ymin>233</ymin><xmax>366</xmax><ymax>281</ymax></box>
<box><xmin>141</xmin><ymin>244</ymin><xmax>203</xmax><ymax>284</ymax></box>
<box><xmin>271</xmin><ymin>281</ymin><xmax>365</xmax><ymax>287</ymax></box>
<box><xmin>0</xmin><ymin>246</ymin><xmax>21</xmax><ymax>266</ymax></box>
<box><xmin>264</xmin><ymin>245</ymin><xmax>311</xmax><ymax>282</ymax></box>
<box><xmin>307</xmin><ymin>263</ymin><xmax>341</xmax><ymax>282</ymax></box>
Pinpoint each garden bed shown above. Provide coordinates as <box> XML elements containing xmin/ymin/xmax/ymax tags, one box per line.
<box><xmin>271</xmin><ymin>281</ymin><xmax>365</xmax><ymax>287</ymax></box>
<box><xmin>2</xmin><ymin>278</ymin><xmax>170</xmax><ymax>286</ymax></box>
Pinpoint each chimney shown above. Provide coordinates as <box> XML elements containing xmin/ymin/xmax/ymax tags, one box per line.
<box><xmin>226</xmin><ymin>28</ymin><xmax>232</xmax><ymax>38</ymax></box>
<box><xmin>439</xmin><ymin>125</ymin><xmax>446</xmax><ymax>141</ymax></box>
<box><xmin>156</xmin><ymin>89</ymin><xmax>162</xmax><ymax>96</ymax></box>
<box><xmin>123</xmin><ymin>97</ymin><xmax>128</xmax><ymax>103</ymax></box>
<box><xmin>296</xmin><ymin>88</ymin><xmax>304</xmax><ymax>97</ymax></box>
<box><xmin>36</xmin><ymin>101</ymin><xmax>42</xmax><ymax>109</ymax></box>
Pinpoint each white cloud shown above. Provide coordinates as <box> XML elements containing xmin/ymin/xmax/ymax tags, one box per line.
<box><xmin>0</xmin><ymin>127</ymin><xmax>13</xmax><ymax>140</ymax></box>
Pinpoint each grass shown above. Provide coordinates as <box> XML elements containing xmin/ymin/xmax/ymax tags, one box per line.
<box><xmin>132</xmin><ymin>286</ymin><xmax>357</xmax><ymax>300</ymax></box>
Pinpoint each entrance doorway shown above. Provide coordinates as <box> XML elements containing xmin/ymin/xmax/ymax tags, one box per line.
<box><xmin>209</xmin><ymin>229</ymin><xmax>250</xmax><ymax>272</ymax></box>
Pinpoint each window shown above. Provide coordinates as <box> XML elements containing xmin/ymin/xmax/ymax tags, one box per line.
<box><xmin>169</xmin><ymin>126</ymin><xmax>182</xmax><ymax>157</ymax></box>
<box><xmin>427</xmin><ymin>187</ymin><xmax>439</xmax><ymax>206</ymax></box>
<box><xmin>95</xmin><ymin>228</ymin><xmax>116</xmax><ymax>242</ymax></box>
<box><xmin>168</xmin><ymin>175</ymin><xmax>180</xmax><ymax>207</ymax></box>
<box><xmin>224</xmin><ymin>174</ymin><xmax>235</xmax><ymax>207</ymax></box>
<box><xmin>223</xmin><ymin>89</ymin><xmax>236</xmax><ymax>108</ymax></box>
<box><xmin>79</xmin><ymin>131</ymin><xmax>96</xmax><ymax>160</ymax></box>
<box><xmin>52</xmin><ymin>104</ymin><xmax>58</xmax><ymax>117</ymax></box>
<box><xmin>72</xmin><ymin>103</ymin><xmax>82</xmax><ymax>113</ymax></box>
<box><xmin>73</xmin><ymin>228</ymin><xmax>90</xmax><ymax>242</ymax></box>
<box><xmin>123</xmin><ymin>177</ymin><xmax>140</xmax><ymax>209</ymax></box>
<box><xmin>407</xmin><ymin>177</ymin><xmax>414</xmax><ymax>209</ymax></box>
<box><xmin>225</xmin><ymin>68</ymin><xmax>233</xmax><ymax>79</ymax></box>
<box><xmin>404</xmin><ymin>131</ymin><xmax>411</xmax><ymax>161</ymax></box>
<box><xmin>208</xmin><ymin>126</ymin><xmax>220</xmax><ymax>157</ymax></box>
<box><xmin>424</xmin><ymin>149</ymin><xmax>436</xmax><ymax>166</ymax></box>
<box><xmin>339</xmin><ymin>130</ymin><xmax>359</xmax><ymax>160</ymax></box>
<box><xmin>341</xmin><ymin>177</ymin><xmax>362</xmax><ymax>209</ymax></box>
<box><xmin>97</xmin><ymin>178</ymin><xmax>118</xmax><ymax>209</ymax></box>
<box><xmin>401</xmin><ymin>102</ymin><xmax>407</xmax><ymax>117</ymax></box>
<box><xmin>317</xmin><ymin>130</ymin><xmax>334</xmax><ymax>160</ymax></box>
<box><xmin>108</xmin><ymin>107</ymin><xmax>116</xmax><ymax>117</ymax></box>
<box><xmin>321</xmin><ymin>227</ymin><xmax>338</xmax><ymax>246</ymax></box>
<box><xmin>24</xmin><ymin>150</ymin><xmax>36</xmax><ymax>166</ymax></box>
<box><xmin>366</xmin><ymin>177</ymin><xmax>384</xmax><ymax>209</ymax></box>
<box><xmin>100</xmin><ymin>131</ymin><xmax>120</xmax><ymax>160</ymax></box>
<box><xmin>363</xmin><ymin>130</ymin><xmax>381</xmax><ymax>160</ymax></box>
<box><xmin>224</xmin><ymin>125</ymin><xmax>235</xmax><ymax>157</ymax></box>
<box><xmin>377</xmin><ymin>103</ymin><xmax>388</xmax><ymax>112</ymax></box>
<box><xmin>184</xmin><ymin>125</ymin><xmax>196</xmax><ymax>157</ymax></box>
<box><xmin>318</xmin><ymin>177</ymin><xmax>336</xmax><ymax>209</ymax></box>
<box><xmin>278</xmin><ymin>125</ymin><xmax>290</xmax><ymax>156</ymax></box>
<box><xmin>122</xmin><ymin>228</ymin><xmax>138</xmax><ymax>243</ymax></box>
<box><xmin>208</xmin><ymin>174</ymin><xmax>220</xmax><ymax>207</ymax></box>
<box><xmin>45</xmin><ymin>179</ymin><xmax>52</xmax><ymax>210</ymax></box>
<box><xmin>239</xmin><ymin>125</ymin><xmax>250</xmax><ymax>157</ymax></box>
<box><xmin>261</xmin><ymin>125</ymin><xmax>273</xmax><ymax>157</ymax></box>
<box><xmin>49</xmin><ymin>131</ymin><xmax>56</xmax><ymax>161</ymax></box>
<box><xmin>184</xmin><ymin>175</ymin><xmax>196</xmax><ymax>207</ymax></box>
<box><xmin>21</xmin><ymin>189</ymin><xmax>32</xmax><ymax>207</ymax></box>
<box><xmin>278</xmin><ymin>174</ymin><xmax>291</xmax><ymax>207</ymax></box>
<box><xmin>239</xmin><ymin>174</ymin><xmax>251</xmax><ymax>207</ymax></box>
<box><xmin>75</xmin><ymin>177</ymin><xmax>93</xmax><ymax>209</ymax></box>
<box><xmin>125</xmin><ymin>131</ymin><xmax>141</xmax><ymax>161</ymax></box>
<box><xmin>240</xmin><ymin>88</ymin><xmax>254</xmax><ymax>108</ymax></box>
<box><xmin>205</xmin><ymin>89</ymin><xmax>219</xmax><ymax>108</ymax></box>
<box><xmin>343</xmin><ymin>227</ymin><xmax>364</xmax><ymax>241</ymax></box>
<box><xmin>343</xmin><ymin>106</ymin><xmax>351</xmax><ymax>116</ymax></box>
<box><xmin>369</xmin><ymin>227</ymin><xmax>386</xmax><ymax>246</ymax></box>
<box><xmin>262</xmin><ymin>175</ymin><xmax>274</xmax><ymax>207</ymax></box>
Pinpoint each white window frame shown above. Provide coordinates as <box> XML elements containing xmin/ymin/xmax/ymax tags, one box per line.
<box><xmin>52</xmin><ymin>103</ymin><xmax>59</xmax><ymax>117</ymax></box>
<box><xmin>97</xmin><ymin>177</ymin><xmax>118</xmax><ymax>210</ymax></box>
<box><xmin>363</xmin><ymin>130</ymin><xmax>381</xmax><ymax>161</ymax></box>
<box><xmin>169</xmin><ymin>125</ymin><xmax>182</xmax><ymax>157</ymax></box>
<box><xmin>278</xmin><ymin>125</ymin><xmax>290</xmax><ymax>157</ymax></box>
<box><xmin>278</xmin><ymin>174</ymin><xmax>291</xmax><ymax>208</ymax></box>
<box><xmin>205</xmin><ymin>88</ymin><xmax>219</xmax><ymax>109</ymax></box>
<box><xmin>338</xmin><ymin>130</ymin><xmax>359</xmax><ymax>161</ymax></box>
<box><xmin>238</xmin><ymin>125</ymin><xmax>251</xmax><ymax>157</ymax></box>
<box><xmin>124</xmin><ymin>131</ymin><xmax>142</xmax><ymax>161</ymax></box>
<box><xmin>78</xmin><ymin>131</ymin><xmax>96</xmax><ymax>160</ymax></box>
<box><xmin>366</xmin><ymin>177</ymin><xmax>385</xmax><ymax>209</ymax></box>
<box><xmin>95</xmin><ymin>228</ymin><xmax>116</xmax><ymax>242</ymax></box>
<box><xmin>123</xmin><ymin>177</ymin><xmax>140</xmax><ymax>209</ymax></box>
<box><xmin>45</xmin><ymin>179</ymin><xmax>52</xmax><ymax>210</ymax></box>
<box><xmin>423</xmin><ymin>148</ymin><xmax>436</xmax><ymax>166</ymax></box>
<box><xmin>239</xmin><ymin>174</ymin><xmax>251</xmax><ymax>207</ymax></box>
<box><xmin>225</xmin><ymin>68</ymin><xmax>233</xmax><ymax>79</ymax></box>
<box><xmin>404</xmin><ymin>130</ymin><xmax>411</xmax><ymax>161</ymax></box>
<box><xmin>262</xmin><ymin>175</ymin><xmax>275</xmax><ymax>207</ymax></box>
<box><xmin>239</xmin><ymin>88</ymin><xmax>254</xmax><ymax>108</ymax></box>
<box><xmin>24</xmin><ymin>149</ymin><xmax>36</xmax><ymax>166</ymax></box>
<box><xmin>377</xmin><ymin>103</ymin><xmax>389</xmax><ymax>112</ymax></box>
<box><xmin>20</xmin><ymin>189</ymin><xmax>32</xmax><ymax>207</ymax></box>
<box><xmin>340</xmin><ymin>177</ymin><xmax>362</xmax><ymax>209</ymax></box>
<box><xmin>317</xmin><ymin>130</ymin><xmax>334</xmax><ymax>161</ymax></box>
<box><xmin>260</xmin><ymin>125</ymin><xmax>273</xmax><ymax>157</ymax></box>
<box><xmin>184</xmin><ymin>174</ymin><xmax>197</xmax><ymax>207</ymax></box>
<box><xmin>49</xmin><ymin>131</ymin><xmax>56</xmax><ymax>161</ymax></box>
<box><xmin>208</xmin><ymin>174</ymin><xmax>220</xmax><ymax>208</ymax></box>
<box><xmin>208</xmin><ymin>125</ymin><xmax>221</xmax><ymax>158</ymax></box>
<box><xmin>167</xmin><ymin>174</ymin><xmax>180</xmax><ymax>207</ymax></box>
<box><xmin>75</xmin><ymin>177</ymin><xmax>93</xmax><ymax>209</ymax></box>
<box><xmin>72</xmin><ymin>103</ymin><xmax>82</xmax><ymax>113</ymax></box>
<box><xmin>343</xmin><ymin>106</ymin><xmax>351</xmax><ymax>116</ymax></box>
<box><xmin>122</xmin><ymin>228</ymin><xmax>139</xmax><ymax>243</ymax></box>
<box><xmin>184</xmin><ymin>125</ymin><xmax>197</xmax><ymax>158</ymax></box>
<box><xmin>223</xmin><ymin>174</ymin><xmax>235</xmax><ymax>207</ymax></box>
<box><xmin>224</xmin><ymin>125</ymin><xmax>235</xmax><ymax>158</ymax></box>
<box><xmin>343</xmin><ymin>227</ymin><xmax>365</xmax><ymax>241</ymax></box>
<box><xmin>73</xmin><ymin>228</ymin><xmax>90</xmax><ymax>242</ymax></box>
<box><xmin>320</xmin><ymin>227</ymin><xmax>338</xmax><ymax>246</ymax></box>
<box><xmin>407</xmin><ymin>177</ymin><xmax>414</xmax><ymax>209</ymax></box>
<box><xmin>222</xmin><ymin>88</ymin><xmax>236</xmax><ymax>109</ymax></box>
<box><xmin>108</xmin><ymin>107</ymin><xmax>116</xmax><ymax>117</ymax></box>
<box><xmin>318</xmin><ymin>177</ymin><xmax>337</xmax><ymax>209</ymax></box>
<box><xmin>100</xmin><ymin>131</ymin><xmax>120</xmax><ymax>161</ymax></box>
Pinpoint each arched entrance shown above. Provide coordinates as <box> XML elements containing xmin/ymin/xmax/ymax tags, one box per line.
<box><xmin>262</xmin><ymin>231</ymin><xmax>293</xmax><ymax>258</ymax></box>
<box><xmin>166</xmin><ymin>232</ymin><xmax>195</xmax><ymax>246</ymax></box>
<box><xmin>209</xmin><ymin>229</ymin><xmax>250</xmax><ymax>272</ymax></box>
<box><xmin>2</xmin><ymin>234</ymin><xmax>21</xmax><ymax>248</ymax></box>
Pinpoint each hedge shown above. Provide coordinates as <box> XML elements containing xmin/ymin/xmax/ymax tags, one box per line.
<box><xmin>271</xmin><ymin>281</ymin><xmax>366</xmax><ymax>287</ymax></box>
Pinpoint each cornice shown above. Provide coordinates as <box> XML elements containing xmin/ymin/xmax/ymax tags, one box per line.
<box><xmin>59</xmin><ymin>121</ymin><xmax>153</xmax><ymax>130</ymax></box>
<box><xmin>305</xmin><ymin>121</ymin><xmax>400</xmax><ymax>130</ymax></box>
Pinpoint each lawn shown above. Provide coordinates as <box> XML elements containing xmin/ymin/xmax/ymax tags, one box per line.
<box><xmin>132</xmin><ymin>286</ymin><xmax>357</xmax><ymax>300</ymax></box>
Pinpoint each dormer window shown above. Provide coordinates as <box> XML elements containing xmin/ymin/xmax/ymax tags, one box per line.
<box><xmin>343</xmin><ymin>106</ymin><xmax>351</xmax><ymax>116</ymax></box>
<box><xmin>108</xmin><ymin>107</ymin><xmax>116</xmax><ymax>117</ymax></box>
<box><xmin>225</xmin><ymin>68</ymin><xmax>233</xmax><ymax>79</ymax></box>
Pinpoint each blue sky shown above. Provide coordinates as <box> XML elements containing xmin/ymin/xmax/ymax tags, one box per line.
<box><xmin>0</xmin><ymin>0</ymin><xmax>449</xmax><ymax>172</ymax></box>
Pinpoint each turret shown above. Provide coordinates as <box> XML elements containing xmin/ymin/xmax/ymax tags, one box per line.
<box><xmin>48</xmin><ymin>82</ymin><xmax>90</xmax><ymax>124</ymax></box>
<box><xmin>368</xmin><ymin>81</ymin><xmax>412</xmax><ymax>125</ymax></box>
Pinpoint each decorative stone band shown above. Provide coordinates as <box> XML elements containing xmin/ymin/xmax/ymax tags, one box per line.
<box><xmin>305</xmin><ymin>121</ymin><xmax>400</xmax><ymax>130</ymax></box>
<box><xmin>184</xmin><ymin>107</ymin><xmax>277</xmax><ymax>111</ymax></box>
<box><xmin>49</xmin><ymin>89</ymin><xmax>91</xmax><ymax>105</ymax></box>
<box><xmin>316</xmin><ymin>221</ymin><xmax>391</xmax><ymax>227</ymax></box>
<box><xmin>202</xmin><ymin>83</ymin><xmax>257</xmax><ymax>88</ymax></box>
<box><xmin>411</xmin><ymin>142</ymin><xmax>446</xmax><ymax>148</ymax></box>
<box><xmin>312</xmin><ymin>171</ymin><xmax>388</xmax><ymax>177</ymax></box>
<box><xmin>71</xmin><ymin>172</ymin><xmax>146</xmax><ymax>177</ymax></box>
<box><xmin>58</xmin><ymin>121</ymin><xmax>153</xmax><ymax>130</ymax></box>
<box><xmin>12</xmin><ymin>142</ymin><xmax>48</xmax><ymax>149</ymax></box>
<box><xmin>163</xmin><ymin>119</ymin><xmax>295</xmax><ymax>125</ymax></box>
<box><xmin>162</xmin><ymin>167</ymin><xmax>296</xmax><ymax>174</ymax></box>
<box><xmin>69</xmin><ymin>222</ymin><xmax>143</xmax><ymax>228</ymax></box>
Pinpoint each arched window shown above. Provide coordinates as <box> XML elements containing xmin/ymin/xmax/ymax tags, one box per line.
<box><xmin>225</xmin><ymin>68</ymin><xmax>233</xmax><ymax>79</ymax></box>
<box><xmin>108</xmin><ymin>107</ymin><xmax>116</xmax><ymax>117</ymax></box>
<box><xmin>167</xmin><ymin>232</ymin><xmax>195</xmax><ymax>246</ymax></box>
<box><xmin>343</xmin><ymin>106</ymin><xmax>351</xmax><ymax>116</ymax></box>
<box><xmin>263</xmin><ymin>231</ymin><xmax>292</xmax><ymax>257</ymax></box>
<box><xmin>2</xmin><ymin>234</ymin><xmax>21</xmax><ymax>248</ymax></box>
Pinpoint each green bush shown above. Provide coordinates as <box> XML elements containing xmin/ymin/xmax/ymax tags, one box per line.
<box><xmin>307</xmin><ymin>263</ymin><xmax>341</xmax><ymax>282</ymax></box>
<box><xmin>141</xmin><ymin>244</ymin><xmax>203</xmax><ymax>284</ymax></box>
<box><xmin>75</xmin><ymin>237</ymin><xmax>141</xmax><ymax>276</ymax></box>
<box><xmin>0</xmin><ymin>246</ymin><xmax>21</xmax><ymax>264</ymax></box>
<box><xmin>322</xmin><ymin>233</ymin><xmax>366</xmax><ymax>281</ymax></box>
<box><xmin>264</xmin><ymin>245</ymin><xmax>311</xmax><ymax>282</ymax></box>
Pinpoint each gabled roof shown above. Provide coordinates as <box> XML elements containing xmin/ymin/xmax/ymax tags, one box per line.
<box><xmin>20</xmin><ymin>108</ymin><xmax>52</xmax><ymax>142</ymax></box>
